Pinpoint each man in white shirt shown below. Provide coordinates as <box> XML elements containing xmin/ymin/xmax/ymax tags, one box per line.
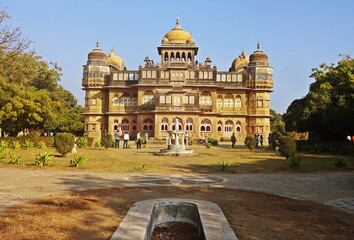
<box><xmin>123</xmin><ymin>132</ymin><xmax>130</xmax><ymax>149</ymax></box>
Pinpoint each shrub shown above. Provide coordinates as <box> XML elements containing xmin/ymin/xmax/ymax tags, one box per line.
<box><xmin>278</xmin><ymin>136</ymin><xmax>296</xmax><ymax>159</ymax></box>
<box><xmin>11</xmin><ymin>140</ymin><xmax>21</xmax><ymax>150</ymax></box>
<box><xmin>0</xmin><ymin>140</ymin><xmax>8</xmax><ymax>149</ymax></box>
<box><xmin>218</xmin><ymin>161</ymin><xmax>229</xmax><ymax>171</ymax></box>
<box><xmin>34</xmin><ymin>152</ymin><xmax>53</xmax><ymax>167</ymax></box>
<box><xmin>77</xmin><ymin>137</ymin><xmax>88</xmax><ymax>148</ymax></box>
<box><xmin>244</xmin><ymin>136</ymin><xmax>256</xmax><ymax>151</ymax></box>
<box><xmin>8</xmin><ymin>154</ymin><xmax>22</xmax><ymax>165</ymax></box>
<box><xmin>208</xmin><ymin>137</ymin><xmax>219</xmax><ymax>146</ymax></box>
<box><xmin>206</xmin><ymin>142</ymin><xmax>212</xmax><ymax>148</ymax></box>
<box><xmin>0</xmin><ymin>148</ymin><xmax>9</xmax><ymax>160</ymax></box>
<box><xmin>54</xmin><ymin>133</ymin><xmax>75</xmax><ymax>157</ymax></box>
<box><xmin>94</xmin><ymin>141</ymin><xmax>101</xmax><ymax>148</ymax></box>
<box><xmin>23</xmin><ymin>140</ymin><xmax>34</xmax><ymax>149</ymax></box>
<box><xmin>140</xmin><ymin>136</ymin><xmax>147</xmax><ymax>144</ymax></box>
<box><xmin>70</xmin><ymin>155</ymin><xmax>87</xmax><ymax>168</ymax></box>
<box><xmin>286</xmin><ymin>154</ymin><xmax>302</xmax><ymax>170</ymax></box>
<box><xmin>334</xmin><ymin>159</ymin><xmax>348</xmax><ymax>168</ymax></box>
<box><xmin>101</xmin><ymin>133</ymin><xmax>114</xmax><ymax>148</ymax></box>
<box><xmin>36</xmin><ymin>141</ymin><xmax>46</xmax><ymax>149</ymax></box>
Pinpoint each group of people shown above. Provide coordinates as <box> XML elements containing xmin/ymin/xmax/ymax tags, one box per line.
<box><xmin>114</xmin><ymin>130</ymin><xmax>148</xmax><ymax>149</ymax></box>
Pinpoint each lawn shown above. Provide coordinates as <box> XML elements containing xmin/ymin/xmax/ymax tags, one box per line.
<box><xmin>0</xmin><ymin>141</ymin><xmax>352</xmax><ymax>174</ymax></box>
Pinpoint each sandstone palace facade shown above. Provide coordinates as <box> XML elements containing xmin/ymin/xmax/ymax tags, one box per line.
<box><xmin>82</xmin><ymin>18</ymin><xmax>273</xmax><ymax>143</ymax></box>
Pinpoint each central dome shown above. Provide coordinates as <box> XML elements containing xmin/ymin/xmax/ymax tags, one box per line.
<box><xmin>162</xmin><ymin>18</ymin><xmax>195</xmax><ymax>45</ymax></box>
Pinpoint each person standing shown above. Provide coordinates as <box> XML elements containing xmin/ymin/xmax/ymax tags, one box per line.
<box><xmin>260</xmin><ymin>135</ymin><xmax>263</xmax><ymax>146</ymax></box>
<box><xmin>231</xmin><ymin>133</ymin><xmax>236</xmax><ymax>148</ymax></box>
<box><xmin>136</xmin><ymin>131</ymin><xmax>141</xmax><ymax>149</ymax></box>
<box><xmin>114</xmin><ymin>130</ymin><xmax>120</xmax><ymax>148</ymax></box>
<box><xmin>123</xmin><ymin>132</ymin><xmax>130</xmax><ymax>149</ymax></box>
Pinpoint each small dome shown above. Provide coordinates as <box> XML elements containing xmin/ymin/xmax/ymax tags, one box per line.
<box><xmin>107</xmin><ymin>49</ymin><xmax>125</xmax><ymax>70</ymax></box>
<box><xmin>230</xmin><ymin>51</ymin><xmax>249</xmax><ymax>72</ymax></box>
<box><xmin>88</xmin><ymin>42</ymin><xmax>106</xmax><ymax>60</ymax></box>
<box><xmin>162</xmin><ymin>18</ymin><xmax>194</xmax><ymax>45</ymax></box>
<box><xmin>249</xmin><ymin>43</ymin><xmax>268</xmax><ymax>63</ymax></box>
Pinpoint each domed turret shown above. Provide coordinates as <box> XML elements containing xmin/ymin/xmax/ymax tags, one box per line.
<box><xmin>88</xmin><ymin>42</ymin><xmax>106</xmax><ymax>60</ymax></box>
<box><xmin>107</xmin><ymin>49</ymin><xmax>125</xmax><ymax>70</ymax></box>
<box><xmin>230</xmin><ymin>51</ymin><xmax>249</xmax><ymax>72</ymax></box>
<box><xmin>249</xmin><ymin>43</ymin><xmax>268</xmax><ymax>64</ymax></box>
<box><xmin>161</xmin><ymin>17</ymin><xmax>195</xmax><ymax>45</ymax></box>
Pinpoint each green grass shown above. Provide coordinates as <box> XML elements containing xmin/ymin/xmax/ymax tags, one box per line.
<box><xmin>0</xmin><ymin>142</ymin><xmax>352</xmax><ymax>174</ymax></box>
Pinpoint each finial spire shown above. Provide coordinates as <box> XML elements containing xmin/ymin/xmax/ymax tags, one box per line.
<box><xmin>96</xmin><ymin>41</ymin><xmax>99</xmax><ymax>48</ymax></box>
<box><xmin>257</xmin><ymin>42</ymin><xmax>260</xmax><ymax>50</ymax></box>
<box><xmin>176</xmin><ymin>17</ymin><xmax>180</xmax><ymax>26</ymax></box>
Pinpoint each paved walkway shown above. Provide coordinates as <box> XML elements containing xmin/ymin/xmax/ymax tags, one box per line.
<box><xmin>0</xmin><ymin>168</ymin><xmax>353</xmax><ymax>214</ymax></box>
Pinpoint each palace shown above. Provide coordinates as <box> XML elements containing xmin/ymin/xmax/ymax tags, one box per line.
<box><xmin>82</xmin><ymin>18</ymin><xmax>273</xmax><ymax>144</ymax></box>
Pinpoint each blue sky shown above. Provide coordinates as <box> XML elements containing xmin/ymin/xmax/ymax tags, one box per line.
<box><xmin>2</xmin><ymin>0</ymin><xmax>353</xmax><ymax>113</ymax></box>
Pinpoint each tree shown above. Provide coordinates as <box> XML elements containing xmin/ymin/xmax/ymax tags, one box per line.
<box><xmin>283</xmin><ymin>55</ymin><xmax>354</xmax><ymax>140</ymax></box>
<box><xmin>0</xmin><ymin>7</ymin><xmax>84</xmax><ymax>136</ymax></box>
<box><xmin>0</xmin><ymin>7</ymin><xmax>30</xmax><ymax>54</ymax></box>
<box><xmin>270</xmin><ymin>109</ymin><xmax>286</xmax><ymax>135</ymax></box>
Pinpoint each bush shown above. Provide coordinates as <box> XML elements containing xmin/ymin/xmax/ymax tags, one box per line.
<box><xmin>208</xmin><ymin>137</ymin><xmax>219</xmax><ymax>146</ymax></box>
<box><xmin>278</xmin><ymin>136</ymin><xmax>296</xmax><ymax>159</ymax></box>
<box><xmin>140</xmin><ymin>136</ymin><xmax>147</xmax><ymax>144</ymax></box>
<box><xmin>286</xmin><ymin>154</ymin><xmax>302</xmax><ymax>170</ymax></box>
<box><xmin>218</xmin><ymin>161</ymin><xmax>229</xmax><ymax>171</ymax></box>
<box><xmin>77</xmin><ymin>137</ymin><xmax>88</xmax><ymax>148</ymax></box>
<box><xmin>34</xmin><ymin>152</ymin><xmax>53</xmax><ymax>167</ymax></box>
<box><xmin>0</xmin><ymin>140</ymin><xmax>8</xmax><ymax>149</ymax></box>
<box><xmin>296</xmin><ymin>140</ymin><xmax>354</xmax><ymax>155</ymax></box>
<box><xmin>244</xmin><ymin>136</ymin><xmax>256</xmax><ymax>151</ymax></box>
<box><xmin>70</xmin><ymin>155</ymin><xmax>87</xmax><ymax>168</ymax></box>
<box><xmin>54</xmin><ymin>133</ymin><xmax>75</xmax><ymax>157</ymax></box>
<box><xmin>36</xmin><ymin>141</ymin><xmax>46</xmax><ymax>149</ymax></box>
<box><xmin>334</xmin><ymin>159</ymin><xmax>348</xmax><ymax>168</ymax></box>
<box><xmin>0</xmin><ymin>147</ymin><xmax>9</xmax><ymax>160</ymax></box>
<box><xmin>8</xmin><ymin>154</ymin><xmax>22</xmax><ymax>165</ymax></box>
<box><xmin>101</xmin><ymin>133</ymin><xmax>114</xmax><ymax>148</ymax></box>
<box><xmin>23</xmin><ymin>140</ymin><xmax>34</xmax><ymax>149</ymax></box>
<box><xmin>11</xmin><ymin>140</ymin><xmax>21</xmax><ymax>150</ymax></box>
<box><xmin>94</xmin><ymin>141</ymin><xmax>101</xmax><ymax>148</ymax></box>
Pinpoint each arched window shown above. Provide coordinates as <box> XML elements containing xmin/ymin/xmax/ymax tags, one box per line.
<box><xmin>199</xmin><ymin>92</ymin><xmax>212</xmax><ymax>106</ymax></box>
<box><xmin>120</xmin><ymin>92</ymin><xmax>131</xmax><ymax>106</ymax></box>
<box><xmin>112</xmin><ymin>98</ymin><xmax>119</xmax><ymax>106</ymax></box>
<box><xmin>217</xmin><ymin>95</ymin><xmax>223</xmax><ymax>110</ymax></box>
<box><xmin>225</xmin><ymin>120</ymin><xmax>234</xmax><ymax>132</ymax></box>
<box><xmin>224</xmin><ymin>94</ymin><xmax>234</xmax><ymax>108</ymax></box>
<box><xmin>143</xmin><ymin>118</ymin><xmax>154</xmax><ymax>131</ymax></box>
<box><xmin>142</xmin><ymin>91</ymin><xmax>155</xmax><ymax>105</ymax></box>
<box><xmin>181</xmin><ymin>52</ymin><xmax>186</xmax><ymax>62</ymax></box>
<box><xmin>121</xmin><ymin>119</ymin><xmax>129</xmax><ymax>131</ymax></box>
<box><xmin>217</xmin><ymin>120</ymin><xmax>222</xmax><ymax>132</ymax></box>
<box><xmin>161</xmin><ymin>117</ymin><xmax>169</xmax><ymax>131</ymax></box>
<box><xmin>170</xmin><ymin>52</ymin><xmax>175</xmax><ymax>61</ymax></box>
<box><xmin>172</xmin><ymin>117</ymin><xmax>183</xmax><ymax>130</ymax></box>
<box><xmin>187</xmin><ymin>52</ymin><xmax>192</xmax><ymax>62</ymax></box>
<box><xmin>186</xmin><ymin>117</ymin><xmax>193</xmax><ymax>132</ymax></box>
<box><xmin>176</xmin><ymin>52</ymin><xmax>181</xmax><ymax>61</ymax></box>
<box><xmin>235</xmin><ymin>96</ymin><xmax>242</xmax><ymax>109</ymax></box>
<box><xmin>236</xmin><ymin>121</ymin><xmax>241</xmax><ymax>133</ymax></box>
<box><xmin>164</xmin><ymin>52</ymin><xmax>169</xmax><ymax>62</ymax></box>
<box><xmin>200</xmin><ymin>118</ymin><xmax>212</xmax><ymax>133</ymax></box>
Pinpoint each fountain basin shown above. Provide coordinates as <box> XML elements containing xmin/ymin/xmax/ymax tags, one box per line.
<box><xmin>110</xmin><ymin>198</ymin><xmax>238</xmax><ymax>240</ymax></box>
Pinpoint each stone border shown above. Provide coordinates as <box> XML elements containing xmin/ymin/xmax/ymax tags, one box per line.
<box><xmin>110</xmin><ymin>198</ymin><xmax>238</xmax><ymax>240</ymax></box>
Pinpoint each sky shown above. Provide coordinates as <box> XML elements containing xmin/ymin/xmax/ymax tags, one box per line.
<box><xmin>2</xmin><ymin>0</ymin><xmax>354</xmax><ymax>114</ymax></box>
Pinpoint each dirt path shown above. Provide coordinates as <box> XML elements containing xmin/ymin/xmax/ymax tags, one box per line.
<box><xmin>1</xmin><ymin>168</ymin><xmax>353</xmax><ymax>214</ymax></box>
